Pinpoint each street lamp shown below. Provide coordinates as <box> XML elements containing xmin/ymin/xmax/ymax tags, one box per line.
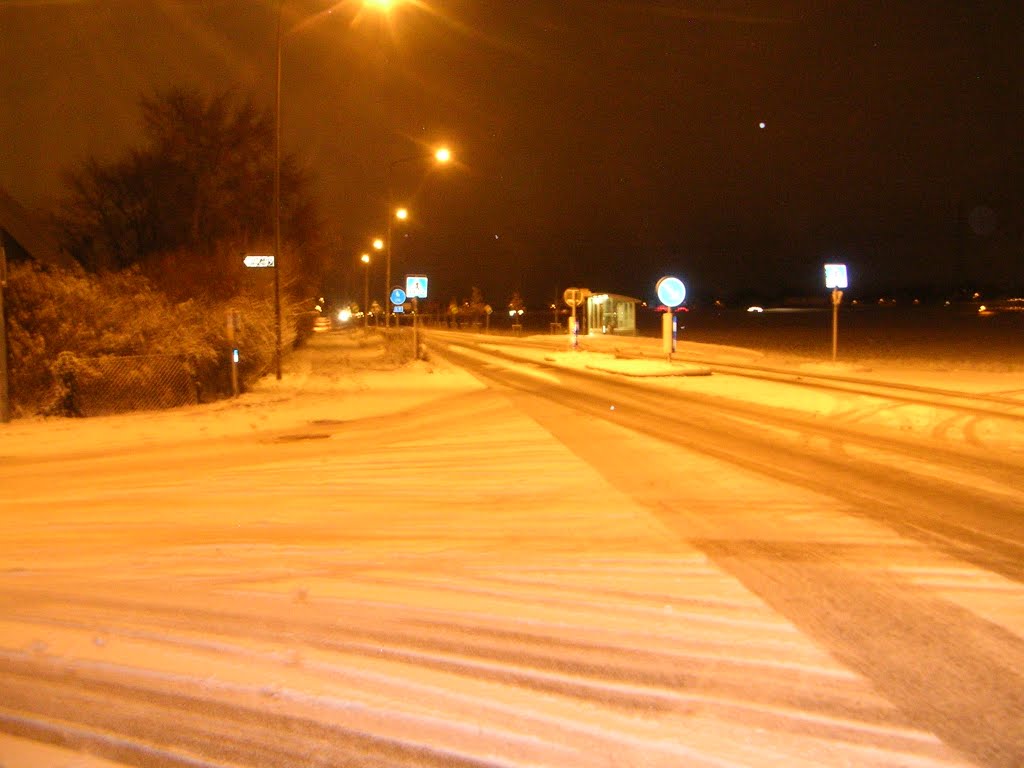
<box><xmin>385</xmin><ymin>205</ymin><xmax>408</xmax><ymax>328</ymax></box>
<box><xmin>273</xmin><ymin>1</ymin><xmax>285</xmax><ymax>379</ymax></box>
<box><xmin>360</xmin><ymin>253</ymin><xmax>371</xmax><ymax>328</ymax></box>
<box><xmin>383</xmin><ymin>146</ymin><xmax>452</xmax><ymax>328</ymax></box>
<box><xmin>272</xmin><ymin>0</ymin><xmax>407</xmax><ymax>377</ymax></box>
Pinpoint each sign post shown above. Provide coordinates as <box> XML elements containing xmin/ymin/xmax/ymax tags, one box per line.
<box><xmin>655</xmin><ymin>276</ymin><xmax>686</xmax><ymax>361</ymax></box>
<box><xmin>389</xmin><ymin>286</ymin><xmax>407</xmax><ymax>331</ymax></box>
<box><xmin>563</xmin><ymin>287</ymin><xmax>590</xmax><ymax>349</ymax></box>
<box><xmin>824</xmin><ymin>264</ymin><xmax>848</xmax><ymax>362</ymax></box>
<box><xmin>405</xmin><ymin>275</ymin><xmax>428</xmax><ymax>359</ymax></box>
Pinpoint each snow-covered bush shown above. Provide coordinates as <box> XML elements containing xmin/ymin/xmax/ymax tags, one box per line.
<box><xmin>4</xmin><ymin>263</ymin><xmax>276</xmax><ymax>416</ymax></box>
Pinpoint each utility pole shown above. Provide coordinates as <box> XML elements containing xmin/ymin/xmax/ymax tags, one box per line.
<box><xmin>273</xmin><ymin>0</ymin><xmax>284</xmax><ymax>379</ymax></box>
<box><xmin>0</xmin><ymin>247</ymin><xmax>10</xmax><ymax>423</ymax></box>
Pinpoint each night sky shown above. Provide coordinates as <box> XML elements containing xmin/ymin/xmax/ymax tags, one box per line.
<box><xmin>2</xmin><ymin>0</ymin><xmax>1021</xmax><ymax>307</ymax></box>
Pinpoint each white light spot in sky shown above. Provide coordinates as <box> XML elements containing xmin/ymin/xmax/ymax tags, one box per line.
<box><xmin>759</xmin><ymin>122</ymin><xmax>766</xmax><ymax>129</ymax></box>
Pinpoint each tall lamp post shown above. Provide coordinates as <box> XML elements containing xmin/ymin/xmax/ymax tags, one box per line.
<box><xmin>385</xmin><ymin>206</ymin><xmax>408</xmax><ymax>328</ymax></box>
<box><xmin>360</xmin><ymin>253</ymin><xmax>371</xmax><ymax>327</ymax></box>
<box><xmin>272</xmin><ymin>0</ymin><xmax>399</xmax><ymax>377</ymax></box>
<box><xmin>383</xmin><ymin>146</ymin><xmax>451</xmax><ymax>328</ymax></box>
<box><xmin>273</xmin><ymin>0</ymin><xmax>284</xmax><ymax>380</ymax></box>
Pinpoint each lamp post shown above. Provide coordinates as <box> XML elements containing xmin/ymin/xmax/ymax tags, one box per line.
<box><xmin>273</xmin><ymin>0</ymin><xmax>284</xmax><ymax>379</ymax></box>
<box><xmin>383</xmin><ymin>147</ymin><xmax>451</xmax><ymax>328</ymax></box>
<box><xmin>360</xmin><ymin>253</ymin><xmax>371</xmax><ymax>327</ymax></box>
<box><xmin>384</xmin><ymin>206</ymin><xmax>408</xmax><ymax>328</ymax></box>
<box><xmin>270</xmin><ymin>1</ymin><xmax>422</xmax><ymax>369</ymax></box>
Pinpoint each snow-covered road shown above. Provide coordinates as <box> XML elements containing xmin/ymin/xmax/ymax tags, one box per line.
<box><xmin>1</xmin><ymin>330</ymin><xmax>1021</xmax><ymax>767</ymax></box>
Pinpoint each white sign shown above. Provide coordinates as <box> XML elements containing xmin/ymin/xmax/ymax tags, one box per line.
<box><xmin>243</xmin><ymin>255</ymin><xmax>275</xmax><ymax>268</ymax></box>
<box><xmin>824</xmin><ymin>263</ymin><xmax>848</xmax><ymax>289</ymax></box>
<box><xmin>656</xmin><ymin>276</ymin><xmax>686</xmax><ymax>307</ymax></box>
<box><xmin>406</xmin><ymin>275</ymin><xmax>428</xmax><ymax>299</ymax></box>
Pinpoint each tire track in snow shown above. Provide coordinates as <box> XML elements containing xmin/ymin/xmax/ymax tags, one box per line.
<box><xmin>0</xmin><ymin>548</ymin><xmax>975</xmax><ymax>768</ymax></box>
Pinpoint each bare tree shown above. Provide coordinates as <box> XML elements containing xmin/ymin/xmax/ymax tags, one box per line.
<box><xmin>56</xmin><ymin>87</ymin><xmax>323</xmax><ymax>300</ymax></box>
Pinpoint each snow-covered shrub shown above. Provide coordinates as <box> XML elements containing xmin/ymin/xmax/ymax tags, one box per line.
<box><xmin>5</xmin><ymin>262</ymin><xmax>287</xmax><ymax>415</ymax></box>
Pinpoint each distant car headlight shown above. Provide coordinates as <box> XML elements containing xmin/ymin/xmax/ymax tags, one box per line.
<box><xmin>747</xmin><ymin>306</ymin><xmax>764</xmax><ymax>313</ymax></box>
<box><xmin>337</xmin><ymin>308</ymin><xmax>352</xmax><ymax>323</ymax></box>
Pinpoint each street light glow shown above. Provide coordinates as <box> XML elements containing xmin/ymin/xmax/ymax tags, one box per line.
<box><xmin>395</xmin><ymin>207</ymin><xmax>409</xmax><ymax>221</ymax></box>
<box><xmin>361</xmin><ymin>253</ymin><xmax>370</xmax><ymax>264</ymax></box>
<box><xmin>435</xmin><ymin>146</ymin><xmax>452</xmax><ymax>164</ymax></box>
<box><xmin>372</xmin><ymin>238</ymin><xmax>384</xmax><ymax>250</ymax></box>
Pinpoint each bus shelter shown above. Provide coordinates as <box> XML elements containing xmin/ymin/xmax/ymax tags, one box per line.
<box><xmin>585</xmin><ymin>293</ymin><xmax>640</xmax><ymax>336</ymax></box>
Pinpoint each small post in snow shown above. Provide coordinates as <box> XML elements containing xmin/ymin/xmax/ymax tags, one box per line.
<box><xmin>226</xmin><ymin>309</ymin><xmax>240</xmax><ymax>397</ymax></box>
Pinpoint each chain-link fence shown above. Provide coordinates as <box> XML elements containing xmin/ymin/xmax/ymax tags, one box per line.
<box><xmin>52</xmin><ymin>354</ymin><xmax>198</xmax><ymax>417</ymax></box>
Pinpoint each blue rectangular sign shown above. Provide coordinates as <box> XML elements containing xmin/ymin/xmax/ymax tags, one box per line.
<box><xmin>824</xmin><ymin>263</ymin><xmax>848</xmax><ymax>289</ymax></box>
<box><xmin>406</xmin><ymin>275</ymin><xmax>428</xmax><ymax>299</ymax></box>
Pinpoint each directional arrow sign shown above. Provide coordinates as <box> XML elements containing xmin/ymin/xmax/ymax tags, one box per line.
<box><xmin>243</xmin><ymin>255</ymin><xmax>275</xmax><ymax>268</ymax></box>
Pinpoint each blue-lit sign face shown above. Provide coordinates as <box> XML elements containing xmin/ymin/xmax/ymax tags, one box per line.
<box><xmin>405</xmin><ymin>275</ymin><xmax>428</xmax><ymax>299</ymax></box>
<box><xmin>390</xmin><ymin>287</ymin><xmax>407</xmax><ymax>306</ymax></box>
<box><xmin>824</xmin><ymin>264</ymin><xmax>848</xmax><ymax>289</ymax></box>
<box><xmin>656</xmin><ymin>276</ymin><xmax>686</xmax><ymax>307</ymax></box>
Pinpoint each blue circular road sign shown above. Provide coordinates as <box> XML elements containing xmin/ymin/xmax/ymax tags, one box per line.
<box><xmin>656</xmin><ymin>276</ymin><xmax>686</xmax><ymax>307</ymax></box>
<box><xmin>390</xmin><ymin>287</ymin><xmax>407</xmax><ymax>306</ymax></box>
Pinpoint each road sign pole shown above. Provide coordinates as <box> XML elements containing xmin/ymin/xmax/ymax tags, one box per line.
<box><xmin>831</xmin><ymin>288</ymin><xmax>843</xmax><ymax>362</ymax></box>
<box><xmin>662</xmin><ymin>312</ymin><xmax>674</xmax><ymax>360</ymax></box>
<box><xmin>562</xmin><ymin>287</ymin><xmax>588</xmax><ymax>350</ymax></box>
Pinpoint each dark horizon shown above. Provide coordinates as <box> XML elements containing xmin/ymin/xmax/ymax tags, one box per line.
<box><xmin>2</xmin><ymin>0</ymin><xmax>1021</xmax><ymax>308</ymax></box>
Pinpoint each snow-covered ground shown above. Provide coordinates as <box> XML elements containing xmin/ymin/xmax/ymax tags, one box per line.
<box><xmin>1</xmin><ymin>329</ymin><xmax>1021</xmax><ymax>767</ymax></box>
<box><xmin>4</xmin><ymin>329</ymin><xmax>1021</xmax><ymax>458</ymax></box>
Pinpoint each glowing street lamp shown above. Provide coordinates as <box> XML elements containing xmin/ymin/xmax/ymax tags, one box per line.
<box><xmin>271</xmin><ymin>0</ymin><xmax>415</xmax><ymax>376</ymax></box>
